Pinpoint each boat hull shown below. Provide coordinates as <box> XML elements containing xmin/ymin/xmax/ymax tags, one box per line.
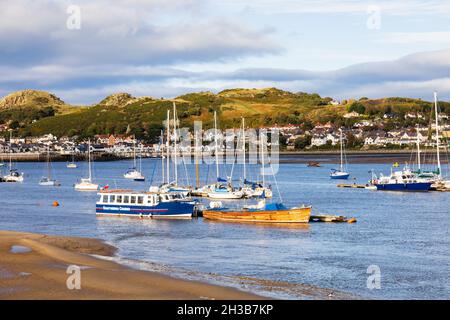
<box><xmin>74</xmin><ymin>182</ymin><xmax>99</xmax><ymax>191</ymax></box>
<box><xmin>330</xmin><ymin>172</ymin><xmax>350</xmax><ymax>179</ymax></box>
<box><xmin>208</xmin><ymin>190</ymin><xmax>244</xmax><ymax>199</ymax></box>
<box><xmin>3</xmin><ymin>176</ymin><xmax>24</xmax><ymax>183</ymax></box>
<box><xmin>96</xmin><ymin>201</ymin><xmax>194</xmax><ymax>218</ymax></box>
<box><xmin>39</xmin><ymin>180</ymin><xmax>60</xmax><ymax>186</ymax></box>
<box><xmin>203</xmin><ymin>206</ymin><xmax>311</xmax><ymax>223</ymax></box>
<box><xmin>375</xmin><ymin>182</ymin><xmax>431</xmax><ymax>192</ymax></box>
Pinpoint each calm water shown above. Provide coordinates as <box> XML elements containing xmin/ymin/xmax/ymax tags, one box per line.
<box><xmin>0</xmin><ymin>158</ymin><xmax>448</xmax><ymax>299</ymax></box>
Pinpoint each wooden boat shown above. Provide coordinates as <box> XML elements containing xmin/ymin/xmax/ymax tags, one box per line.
<box><xmin>307</xmin><ymin>161</ymin><xmax>321</xmax><ymax>167</ymax></box>
<box><xmin>203</xmin><ymin>203</ymin><xmax>311</xmax><ymax>224</ymax></box>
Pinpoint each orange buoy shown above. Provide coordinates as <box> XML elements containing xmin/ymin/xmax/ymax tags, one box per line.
<box><xmin>347</xmin><ymin>218</ymin><xmax>357</xmax><ymax>223</ymax></box>
<box><xmin>52</xmin><ymin>201</ymin><xmax>60</xmax><ymax>207</ymax></box>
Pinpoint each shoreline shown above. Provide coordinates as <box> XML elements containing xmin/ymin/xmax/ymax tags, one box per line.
<box><xmin>1</xmin><ymin>150</ymin><xmax>448</xmax><ymax>164</ymax></box>
<box><xmin>0</xmin><ymin>230</ymin><xmax>358</xmax><ymax>300</ymax></box>
<box><xmin>0</xmin><ymin>230</ymin><xmax>261</xmax><ymax>300</ymax></box>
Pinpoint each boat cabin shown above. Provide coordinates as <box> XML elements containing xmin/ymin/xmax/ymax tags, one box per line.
<box><xmin>97</xmin><ymin>190</ymin><xmax>189</xmax><ymax>206</ymax></box>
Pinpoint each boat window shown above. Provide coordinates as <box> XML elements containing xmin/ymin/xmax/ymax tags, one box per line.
<box><xmin>116</xmin><ymin>195</ymin><xmax>122</xmax><ymax>203</ymax></box>
<box><xmin>123</xmin><ymin>196</ymin><xmax>130</xmax><ymax>204</ymax></box>
<box><xmin>147</xmin><ymin>196</ymin><xmax>154</xmax><ymax>205</ymax></box>
<box><xmin>137</xmin><ymin>196</ymin><xmax>144</xmax><ymax>204</ymax></box>
<box><xmin>109</xmin><ymin>195</ymin><xmax>115</xmax><ymax>203</ymax></box>
<box><xmin>130</xmin><ymin>196</ymin><xmax>136</xmax><ymax>204</ymax></box>
<box><xmin>102</xmin><ymin>195</ymin><xmax>108</xmax><ymax>203</ymax></box>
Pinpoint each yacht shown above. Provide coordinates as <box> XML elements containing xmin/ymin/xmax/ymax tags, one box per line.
<box><xmin>3</xmin><ymin>132</ymin><xmax>24</xmax><ymax>183</ymax></box>
<box><xmin>124</xmin><ymin>140</ymin><xmax>145</xmax><ymax>181</ymax></box>
<box><xmin>330</xmin><ymin>128</ymin><xmax>350</xmax><ymax>179</ymax></box>
<box><xmin>74</xmin><ymin>140</ymin><xmax>98</xmax><ymax>191</ymax></box>
<box><xmin>39</xmin><ymin>146</ymin><xmax>60</xmax><ymax>186</ymax></box>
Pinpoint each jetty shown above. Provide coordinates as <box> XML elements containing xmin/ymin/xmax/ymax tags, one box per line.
<box><xmin>310</xmin><ymin>215</ymin><xmax>357</xmax><ymax>223</ymax></box>
<box><xmin>336</xmin><ymin>183</ymin><xmax>366</xmax><ymax>189</ymax></box>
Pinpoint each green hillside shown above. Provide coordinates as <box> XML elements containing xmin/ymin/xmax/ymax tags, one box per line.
<box><xmin>0</xmin><ymin>88</ymin><xmax>449</xmax><ymax>142</ymax></box>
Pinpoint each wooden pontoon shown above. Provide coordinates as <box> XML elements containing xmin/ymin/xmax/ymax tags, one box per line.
<box><xmin>203</xmin><ymin>204</ymin><xmax>311</xmax><ymax>224</ymax></box>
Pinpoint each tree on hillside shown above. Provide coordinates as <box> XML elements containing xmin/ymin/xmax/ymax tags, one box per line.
<box><xmin>348</xmin><ymin>102</ymin><xmax>366</xmax><ymax>114</ymax></box>
<box><xmin>295</xmin><ymin>135</ymin><xmax>312</xmax><ymax>150</ymax></box>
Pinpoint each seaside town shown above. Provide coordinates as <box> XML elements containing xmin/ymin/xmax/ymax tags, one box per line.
<box><xmin>2</xmin><ymin>0</ymin><xmax>450</xmax><ymax>307</ymax></box>
<box><xmin>1</xmin><ymin>108</ymin><xmax>449</xmax><ymax>157</ymax></box>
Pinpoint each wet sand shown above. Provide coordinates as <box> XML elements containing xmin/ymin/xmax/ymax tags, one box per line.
<box><xmin>0</xmin><ymin>230</ymin><xmax>361</xmax><ymax>300</ymax></box>
<box><xmin>0</xmin><ymin>230</ymin><xmax>262</xmax><ymax>300</ymax></box>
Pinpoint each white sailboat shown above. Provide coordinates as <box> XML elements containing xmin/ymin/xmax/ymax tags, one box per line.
<box><xmin>330</xmin><ymin>128</ymin><xmax>350</xmax><ymax>179</ymax></box>
<box><xmin>158</xmin><ymin>103</ymin><xmax>191</xmax><ymax>195</ymax></box>
<box><xmin>240</xmin><ymin>117</ymin><xmax>273</xmax><ymax>198</ymax></box>
<box><xmin>74</xmin><ymin>140</ymin><xmax>98</xmax><ymax>191</ymax></box>
<box><xmin>3</xmin><ymin>131</ymin><xmax>24</xmax><ymax>183</ymax></box>
<box><xmin>67</xmin><ymin>153</ymin><xmax>77</xmax><ymax>168</ymax></box>
<box><xmin>124</xmin><ymin>139</ymin><xmax>145</xmax><ymax>181</ymax></box>
<box><xmin>39</xmin><ymin>145</ymin><xmax>60</xmax><ymax>186</ymax></box>
<box><xmin>207</xmin><ymin>111</ymin><xmax>244</xmax><ymax>200</ymax></box>
<box><xmin>429</xmin><ymin>92</ymin><xmax>450</xmax><ymax>189</ymax></box>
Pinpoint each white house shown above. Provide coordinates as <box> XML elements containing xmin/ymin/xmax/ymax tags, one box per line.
<box><xmin>343</xmin><ymin>111</ymin><xmax>361</xmax><ymax>119</ymax></box>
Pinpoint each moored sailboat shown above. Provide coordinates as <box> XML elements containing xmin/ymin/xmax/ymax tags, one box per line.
<box><xmin>205</xmin><ymin>111</ymin><xmax>244</xmax><ymax>199</ymax></box>
<box><xmin>330</xmin><ymin>128</ymin><xmax>350</xmax><ymax>179</ymax></box>
<box><xmin>3</xmin><ymin>132</ymin><xmax>24</xmax><ymax>183</ymax></box>
<box><xmin>39</xmin><ymin>145</ymin><xmax>60</xmax><ymax>186</ymax></box>
<box><xmin>74</xmin><ymin>140</ymin><xmax>98</xmax><ymax>191</ymax></box>
<box><xmin>124</xmin><ymin>139</ymin><xmax>145</xmax><ymax>181</ymax></box>
<box><xmin>157</xmin><ymin>105</ymin><xmax>191</xmax><ymax>195</ymax></box>
<box><xmin>67</xmin><ymin>153</ymin><xmax>77</xmax><ymax>168</ymax></box>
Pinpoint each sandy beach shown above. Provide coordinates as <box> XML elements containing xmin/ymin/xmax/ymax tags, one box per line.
<box><xmin>0</xmin><ymin>230</ymin><xmax>262</xmax><ymax>300</ymax></box>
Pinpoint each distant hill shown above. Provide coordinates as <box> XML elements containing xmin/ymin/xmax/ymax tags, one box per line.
<box><xmin>0</xmin><ymin>87</ymin><xmax>448</xmax><ymax>141</ymax></box>
<box><xmin>0</xmin><ymin>89</ymin><xmax>74</xmax><ymax>111</ymax></box>
<box><xmin>0</xmin><ymin>90</ymin><xmax>80</xmax><ymax>130</ymax></box>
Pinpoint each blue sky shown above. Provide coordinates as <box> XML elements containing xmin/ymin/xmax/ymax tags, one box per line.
<box><xmin>1</xmin><ymin>0</ymin><xmax>450</xmax><ymax>104</ymax></box>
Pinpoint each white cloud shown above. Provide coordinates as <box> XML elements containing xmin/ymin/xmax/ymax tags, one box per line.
<box><xmin>218</xmin><ymin>0</ymin><xmax>450</xmax><ymax>16</ymax></box>
<box><xmin>381</xmin><ymin>31</ymin><xmax>450</xmax><ymax>44</ymax></box>
<box><xmin>13</xmin><ymin>48</ymin><xmax>448</xmax><ymax>104</ymax></box>
<box><xmin>0</xmin><ymin>0</ymin><xmax>279</xmax><ymax>66</ymax></box>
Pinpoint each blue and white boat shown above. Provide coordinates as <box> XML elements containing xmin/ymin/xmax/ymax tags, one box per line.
<box><xmin>370</xmin><ymin>167</ymin><xmax>431</xmax><ymax>192</ymax></box>
<box><xmin>96</xmin><ymin>189</ymin><xmax>196</xmax><ymax>218</ymax></box>
<box><xmin>330</xmin><ymin>129</ymin><xmax>350</xmax><ymax>180</ymax></box>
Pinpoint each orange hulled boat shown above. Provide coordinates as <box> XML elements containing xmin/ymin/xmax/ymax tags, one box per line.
<box><xmin>203</xmin><ymin>202</ymin><xmax>311</xmax><ymax>224</ymax></box>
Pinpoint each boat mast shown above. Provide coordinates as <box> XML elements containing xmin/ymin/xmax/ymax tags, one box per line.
<box><xmin>161</xmin><ymin>130</ymin><xmax>165</xmax><ymax>184</ymax></box>
<box><xmin>214</xmin><ymin>111</ymin><xmax>219</xmax><ymax>181</ymax></box>
<box><xmin>434</xmin><ymin>91</ymin><xmax>442</xmax><ymax>178</ymax></box>
<box><xmin>88</xmin><ymin>139</ymin><xmax>92</xmax><ymax>182</ymax></box>
<box><xmin>242</xmin><ymin>117</ymin><xmax>246</xmax><ymax>182</ymax></box>
<box><xmin>9</xmin><ymin>131</ymin><xmax>12</xmax><ymax>171</ymax></box>
<box><xmin>173</xmin><ymin>102</ymin><xmax>178</xmax><ymax>185</ymax></box>
<box><xmin>416</xmin><ymin>125</ymin><xmax>421</xmax><ymax>171</ymax></box>
<box><xmin>133</xmin><ymin>138</ymin><xmax>136</xmax><ymax>168</ymax></box>
<box><xmin>138</xmin><ymin>144</ymin><xmax>142</xmax><ymax>173</ymax></box>
<box><xmin>340</xmin><ymin>128</ymin><xmax>344</xmax><ymax>172</ymax></box>
<box><xmin>195</xmin><ymin>124</ymin><xmax>200</xmax><ymax>189</ymax></box>
<box><xmin>166</xmin><ymin>109</ymin><xmax>170</xmax><ymax>184</ymax></box>
<box><xmin>261</xmin><ymin>131</ymin><xmax>265</xmax><ymax>189</ymax></box>
<box><xmin>47</xmin><ymin>145</ymin><xmax>51</xmax><ymax>179</ymax></box>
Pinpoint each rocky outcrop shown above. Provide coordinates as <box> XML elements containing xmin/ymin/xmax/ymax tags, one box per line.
<box><xmin>0</xmin><ymin>90</ymin><xmax>66</xmax><ymax>109</ymax></box>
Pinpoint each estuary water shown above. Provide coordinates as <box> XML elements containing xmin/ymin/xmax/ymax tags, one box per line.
<box><xmin>0</xmin><ymin>158</ymin><xmax>448</xmax><ymax>299</ymax></box>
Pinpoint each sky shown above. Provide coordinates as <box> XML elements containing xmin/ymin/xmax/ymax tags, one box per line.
<box><xmin>1</xmin><ymin>0</ymin><xmax>450</xmax><ymax>104</ymax></box>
